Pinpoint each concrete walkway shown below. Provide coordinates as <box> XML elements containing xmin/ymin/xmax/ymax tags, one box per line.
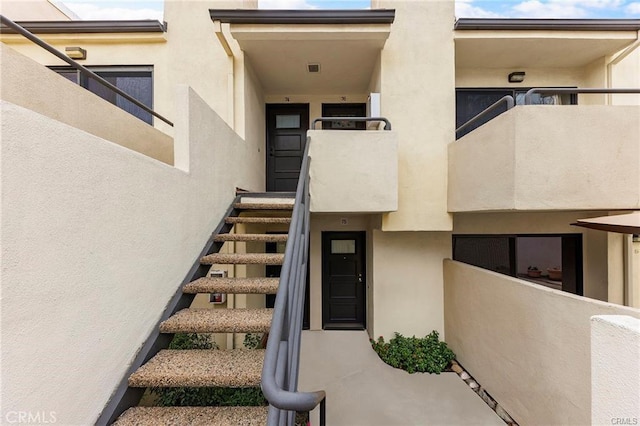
<box><xmin>298</xmin><ymin>330</ymin><xmax>504</xmax><ymax>426</ymax></box>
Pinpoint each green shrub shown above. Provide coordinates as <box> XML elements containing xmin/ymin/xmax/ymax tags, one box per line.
<box><xmin>150</xmin><ymin>333</ymin><xmax>267</xmax><ymax>407</ymax></box>
<box><xmin>243</xmin><ymin>333</ymin><xmax>264</xmax><ymax>349</ymax></box>
<box><xmin>371</xmin><ymin>331</ymin><xmax>455</xmax><ymax>374</ymax></box>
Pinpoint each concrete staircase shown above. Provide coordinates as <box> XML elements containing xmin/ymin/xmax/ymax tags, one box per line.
<box><xmin>113</xmin><ymin>195</ymin><xmax>294</xmax><ymax>425</ymax></box>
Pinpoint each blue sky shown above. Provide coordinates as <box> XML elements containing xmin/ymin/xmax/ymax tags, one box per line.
<box><xmin>58</xmin><ymin>0</ymin><xmax>640</xmax><ymax>20</ymax></box>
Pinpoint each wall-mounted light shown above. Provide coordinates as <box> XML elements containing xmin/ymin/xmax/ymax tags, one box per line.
<box><xmin>508</xmin><ymin>71</ymin><xmax>525</xmax><ymax>83</ymax></box>
<box><xmin>65</xmin><ymin>46</ymin><xmax>86</xmax><ymax>60</ymax></box>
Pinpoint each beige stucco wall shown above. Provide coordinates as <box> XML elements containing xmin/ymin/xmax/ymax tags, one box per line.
<box><xmin>591</xmin><ymin>315</ymin><xmax>640</xmax><ymax>424</ymax></box>
<box><xmin>309</xmin><ymin>129</ymin><xmax>398</xmax><ymax>213</ymax></box>
<box><xmin>372</xmin><ymin>231</ymin><xmax>451</xmax><ymax>339</ymax></box>
<box><xmin>453</xmin><ymin>211</ymin><xmax>611</xmax><ymax>301</ymax></box>
<box><xmin>0</xmin><ymin>85</ymin><xmax>263</xmax><ymax>424</ymax></box>
<box><xmin>456</xmin><ymin>66</ymin><xmax>585</xmax><ymax>89</ymax></box>
<box><xmin>611</xmin><ymin>41</ymin><xmax>640</xmax><ymax>105</ymax></box>
<box><xmin>0</xmin><ymin>0</ymin><xmax>72</xmax><ymax>20</ymax></box>
<box><xmin>375</xmin><ymin>0</ymin><xmax>455</xmax><ymax>232</ymax></box>
<box><xmin>449</xmin><ymin>105</ymin><xmax>640</xmax><ymax>212</ymax></box>
<box><xmin>444</xmin><ymin>260</ymin><xmax>640</xmax><ymax>426</ymax></box>
<box><xmin>0</xmin><ymin>44</ymin><xmax>174</xmax><ymax>164</ymax></box>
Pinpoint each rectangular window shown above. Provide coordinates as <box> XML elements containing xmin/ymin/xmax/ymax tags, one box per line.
<box><xmin>453</xmin><ymin>234</ymin><xmax>583</xmax><ymax>296</ymax></box>
<box><xmin>276</xmin><ymin>114</ymin><xmax>301</xmax><ymax>129</ymax></box>
<box><xmin>456</xmin><ymin>88</ymin><xmax>577</xmax><ymax>138</ymax></box>
<box><xmin>331</xmin><ymin>240</ymin><xmax>356</xmax><ymax>254</ymax></box>
<box><xmin>50</xmin><ymin>66</ymin><xmax>153</xmax><ymax>125</ymax></box>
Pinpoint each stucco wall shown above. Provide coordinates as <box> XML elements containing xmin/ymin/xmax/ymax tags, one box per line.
<box><xmin>591</xmin><ymin>315</ymin><xmax>640</xmax><ymax>425</ymax></box>
<box><xmin>0</xmin><ymin>44</ymin><xmax>174</xmax><ymax>164</ymax></box>
<box><xmin>448</xmin><ymin>105</ymin><xmax>640</xmax><ymax>212</ymax></box>
<box><xmin>0</xmin><ymin>86</ymin><xmax>263</xmax><ymax>424</ymax></box>
<box><xmin>372</xmin><ymin>231</ymin><xmax>451</xmax><ymax>339</ymax></box>
<box><xmin>444</xmin><ymin>260</ymin><xmax>640</xmax><ymax>426</ymax></box>
<box><xmin>0</xmin><ymin>0</ymin><xmax>72</xmax><ymax>20</ymax></box>
<box><xmin>375</xmin><ymin>0</ymin><xmax>455</xmax><ymax>232</ymax></box>
<box><xmin>309</xmin><ymin>130</ymin><xmax>398</xmax><ymax>213</ymax></box>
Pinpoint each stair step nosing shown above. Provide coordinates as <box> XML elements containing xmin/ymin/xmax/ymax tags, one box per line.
<box><xmin>214</xmin><ymin>233</ymin><xmax>288</xmax><ymax>242</ymax></box>
<box><xmin>159</xmin><ymin>308</ymin><xmax>273</xmax><ymax>333</ymax></box>
<box><xmin>201</xmin><ymin>253</ymin><xmax>284</xmax><ymax>265</ymax></box>
<box><xmin>183</xmin><ymin>277</ymin><xmax>279</xmax><ymax>294</ymax></box>
<box><xmin>128</xmin><ymin>349</ymin><xmax>264</xmax><ymax>388</ymax></box>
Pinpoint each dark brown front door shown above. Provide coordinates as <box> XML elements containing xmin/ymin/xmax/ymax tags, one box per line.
<box><xmin>322</xmin><ymin>232</ymin><xmax>366</xmax><ymax>330</ymax></box>
<box><xmin>266</xmin><ymin>104</ymin><xmax>309</xmax><ymax>192</ymax></box>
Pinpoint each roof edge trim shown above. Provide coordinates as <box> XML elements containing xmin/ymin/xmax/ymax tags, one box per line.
<box><xmin>0</xmin><ymin>20</ymin><xmax>167</xmax><ymax>34</ymax></box>
<box><xmin>455</xmin><ymin>18</ymin><xmax>640</xmax><ymax>31</ymax></box>
<box><xmin>209</xmin><ymin>9</ymin><xmax>395</xmax><ymax>25</ymax></box>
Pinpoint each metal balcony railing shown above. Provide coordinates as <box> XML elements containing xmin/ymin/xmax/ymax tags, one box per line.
<box><xmin>456</xmin><ymin>88</ymin><xmax>640</xmax><ymax>140</ymax></box>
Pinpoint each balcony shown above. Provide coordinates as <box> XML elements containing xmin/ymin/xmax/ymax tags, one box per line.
<box><xmin>448</xmin><ymin>105</ymin><xmax>640</xmax><ymax>212</ymax></box>
<box><xmin>308</xmin><ymin>128</ymin><xmax>398</xmax><ymax>213</ymax></box>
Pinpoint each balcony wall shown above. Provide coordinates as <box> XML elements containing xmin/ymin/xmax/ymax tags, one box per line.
<box><xmin>309</xmin><ymin>129</ymin><xmax>398</xmax><ymax>213</ymax></box>
<box><xmin>448</xmin><ymin>105</ymin><xmax>640</xmax><ymax>212</ymax></box>
<box><xmin>0</xmin><ymin>44</ymin><xmax>174</xmax><ymax>165</ymax></box>
<box><xmin>444</xmin><ymin>260</ymin><xmax>640</xmax><ymax>426</ymax></box>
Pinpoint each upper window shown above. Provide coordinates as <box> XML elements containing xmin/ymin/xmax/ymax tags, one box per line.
<box><xmin>456</xmin><ymin>88</ymin><xmax>577</xmax><ymax>138</ymax></box>
<box><xmin>51</xmin><ymin>66</ymin><xmax>153</xmax><ymax>125</ymax></box>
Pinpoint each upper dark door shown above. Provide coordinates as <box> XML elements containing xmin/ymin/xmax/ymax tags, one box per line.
<box><xmin>322</xmin><ymin>232</ymin><xmax>366</xmax><ymax>330</ymax></box>
<box><xmin>266</xmin><ymin>104</ymin><xmax>309</xmax><ymax>192</ymax></box>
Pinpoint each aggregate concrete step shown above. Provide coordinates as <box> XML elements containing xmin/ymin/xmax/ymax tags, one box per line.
<box><xmin>234</xmin><ymin>202</ymin><xmax>293</xmax><ymax>211</ymax></box>
<box><xmin>183</xmin><ymin>277</ymin><xmax>279</xmax><ymax>294</ymax></box>
<box><xmin>128</xmin><ymin>349</ymin><xmax>264</xmax><ymax>388</ymax></box>
<box><xmin>113</xmin><ymin>406</ymin><xmax>269</xmax><ymax>426</ymax></box>
<box><xmin>225</xmin><ymin>217</ymin><xmax>291</xmax><ymax>225</ymax></box>
<box><xmin>201</xmin><ymin>253</ymin><xmax>284</xmax><ymax>265</ymax></box>
<box><xmin>160</xmin><ymin>308</ymin><xmax>273</xmax><ymax>333</ymax></box>
<box><xmin>214</xmin><ymin>233</ymin><xmax>288</xmax><ymax>243</ymax></box>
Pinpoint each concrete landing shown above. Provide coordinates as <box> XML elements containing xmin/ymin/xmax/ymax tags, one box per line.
<box><xmin>299</xmin><ymin>330</ymin><xmax>504</xmax><ymax>426</ymax></box>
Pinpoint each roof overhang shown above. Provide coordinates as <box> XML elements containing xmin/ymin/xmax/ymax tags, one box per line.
<box><xmin>0</xmin><ymin>20</ymin><xmax>167</xmax><ymax>34</ymax></box>
<box><xmin>211</xmin><ymin>9</ymin><xmax>394</xmax><ymax>95</ymax></box>
<box><xmin>455</xmin><ymin>18</ymin><xmax>640</xmax><ymax>69</ymax></box>
<box><xmin>573</xmin><ymin>212</ymin><xmax>640</xmax><ymax>234</ymax></box>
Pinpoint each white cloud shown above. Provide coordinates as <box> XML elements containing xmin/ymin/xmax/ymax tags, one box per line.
<box><xmin>62</xmin><ymin>2</ymin><xmax>163</xmax><ymax>20</ymax></box>
<box><xmin>626</xmin><ymin>1</ymin><xmax>640</xmax><ymax>14</ymax></box>
<box><xmin>511</xmin><ymin>0</ymin><xmax>586</xmax><ymax>17</ymax></box>
<box><xmin>456</xmin><ymin>0</ymin><xmax>503</xmax><ymax>18</ymax></box>
<box><xmin>259</xmin><ymin>0</ymin><xmax>316</xmax><ymax>8</ymax></box>
<box><xmin>510</xmin><ymin>0</ymin><xmax>628</xmax><ymax>18</ymax></box>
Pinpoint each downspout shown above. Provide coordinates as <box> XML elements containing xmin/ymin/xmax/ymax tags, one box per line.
<box><xmin>605</xmin><ymin>30</ymin><xmax>640</xmax><ymax>104</ymax></box>
<box><xmin>213</xmin><ymin>19</ymin><xmax>235</xmax><ymax>130</ymax></box>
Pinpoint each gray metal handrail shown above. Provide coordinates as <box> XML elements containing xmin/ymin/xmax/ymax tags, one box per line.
<box><xmin>0</xmin><ymin>15</ymin><xmax>173</xmax><ymax>127</ymax></box>
<box><xmin>455</xmin><ymin>95</ymin><xmax>515</xmax><ymax>139</ymax></box>
<box><xmin>524</xmin><ymin>87</ymin><xmax>640</xmax><ymax>105</ymax></box>
<box><xmin>311</xmin><ymin>116</ymin><xmax>392</xmax><ymax>130</ymax></box>
<box><xmin>261</xmin><ymin>136</ymin><xmax>326</xmax><ymax>425</ymax></box>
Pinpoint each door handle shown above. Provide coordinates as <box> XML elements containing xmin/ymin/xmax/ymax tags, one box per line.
<box><xmin>358</xmin><ymin>273</ymin><xmax>362</xmax><ymax>283</ymax></box>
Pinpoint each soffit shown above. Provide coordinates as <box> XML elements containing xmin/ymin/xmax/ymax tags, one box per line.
<box><xmin>229</xmin><ymin>24</ymin><xmax>390</xmax><ymax>94</ymax></box>
<box><xmin>455</xmin><ymin>31</ymin><xmax>638</xmax><ymax>68</ymax></box>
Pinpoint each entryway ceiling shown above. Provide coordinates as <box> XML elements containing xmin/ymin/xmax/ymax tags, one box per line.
<box><xmin>229</xmin><ymin>24</ymin><xmax>391</xmax><ymax>94</ymax></box>
<box><xmin>456</xmin><ymin>32</ymin><xmax>638</xmax><ymax>68</ymax></box>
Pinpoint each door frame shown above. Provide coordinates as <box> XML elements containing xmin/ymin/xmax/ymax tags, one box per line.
<box><xmin>321</xmin><ymin>231</ymin><xmax>367</xmax><ymax>330</ymax></box>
